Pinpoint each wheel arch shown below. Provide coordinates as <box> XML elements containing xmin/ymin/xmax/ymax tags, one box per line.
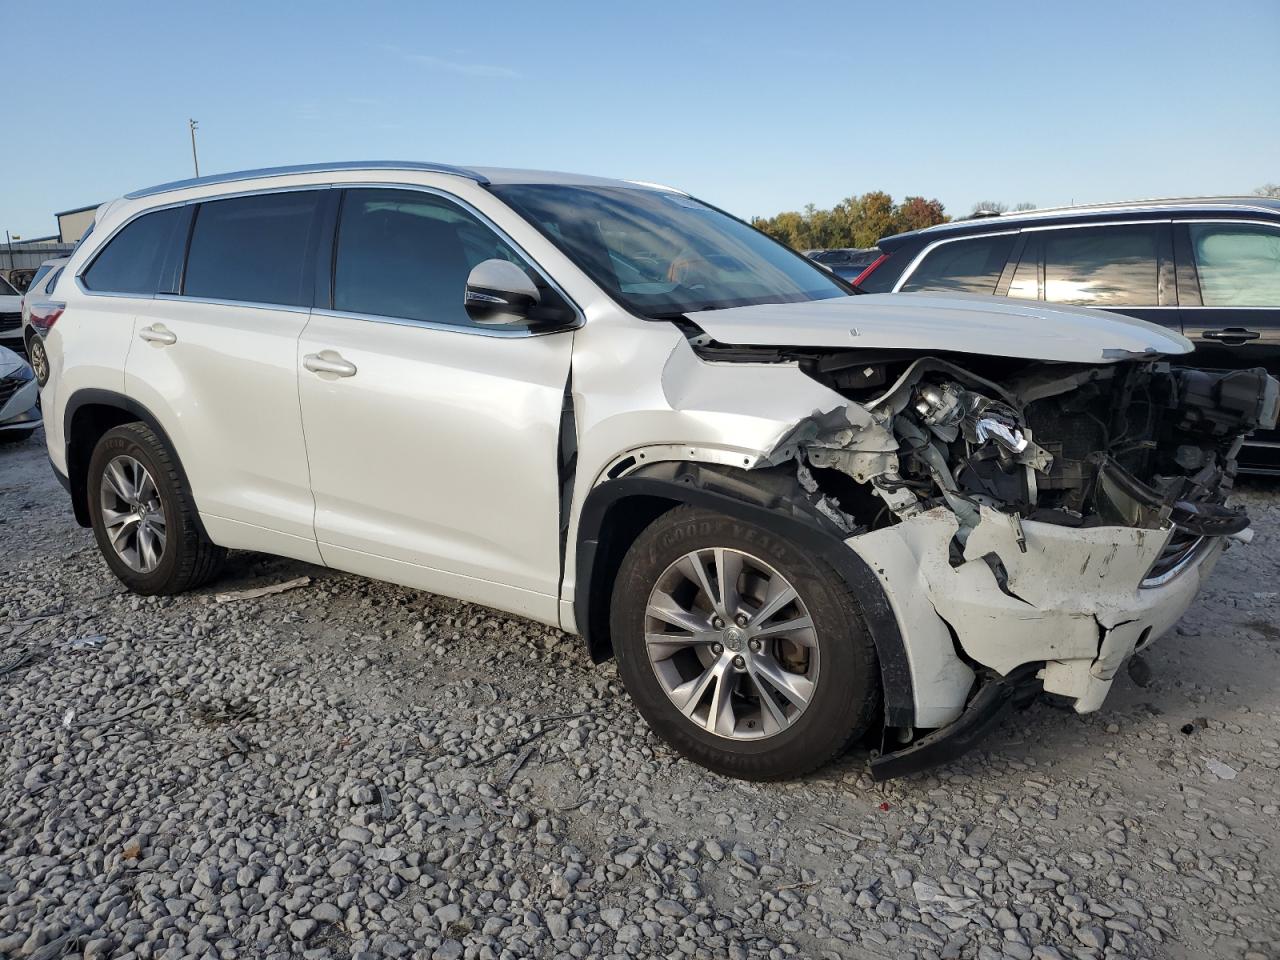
<box><xmin>574</xmin><ymin>460</ymin><xmax>917</xmax><ymax>728</ymax></box>
<box><xmin>62</xmin><ymin>388</ymin><xmax>209</xmax><ymax>539</ymax></box>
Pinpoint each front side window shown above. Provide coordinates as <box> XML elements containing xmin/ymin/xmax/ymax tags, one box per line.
<box><xmin>490</xmin><ymin>184</ymin><xmax>847</xmax><ymax>317</ymax></box>
<box><xmin>81</xmin><ymin>207</ymin><xmax>184</xmax><ymax>295</ymax></box>
<box><xmin>1042</xmin><ymin>224</ymin><xmax>1160</xmax><ymax>306</ymax></box>
<box><xmin>1188</xmin><ymin>222</ymin><xmax>1280</xmax><ymax>306</ymax></box>
<box><xmin>900</xmin><ymin>234</ymin><xmax>1015</xmax><ymax>295</ymax></box>
<box><xmin>183</xmin><ymin>191</ymin><xmax>322</xmax><ymax>307</ymax></box>
<box><xmin>332</xmin><ymin>189</ymin><xmax>536</xmax><ymax>326</ymax></box>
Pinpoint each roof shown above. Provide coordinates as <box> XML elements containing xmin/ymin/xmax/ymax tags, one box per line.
<box><xmin>122</xmin><ymin>160</ymin><xmax>671</xmax><ymax>202</ymax></box>
<box><xmin>879</xmin><ymin>196</ymin><xmax>1280</xmax><ymax>248</ymax></box>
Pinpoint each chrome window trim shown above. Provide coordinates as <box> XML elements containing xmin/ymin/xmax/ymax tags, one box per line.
<box><xmin>310</xmin><ymin>307</ymin><xmax>572</xmax><ymax>339</ymax></box>
<box><xmin>1019</xmin><ymin>218</ymin><xmax>1172</xmax><ymax>232</ymax></box>
<box><xmin>154</xmin><ymin>293</ymin><xmax>310</xmax><ymax>315</ymax></box>
<box><xmin>890</xmin><ymin>230</ymin><xmax>1018</xmax><ymax>293</ymax></box>
<box><xmin>123</xmin><ymin>160</ymin><xmax>488</xmax><ymax>200</ymax></box>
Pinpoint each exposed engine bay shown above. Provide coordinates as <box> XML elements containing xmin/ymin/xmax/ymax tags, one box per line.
<box><xmin>767</xmin><ymin>349</ymin><xmax>1280</xmax><ymax>541</ymax></box>
<box><xmin>675</xmin><ymin>333</ymin><xmax>1280</xmax><ymax>777</ymax></box>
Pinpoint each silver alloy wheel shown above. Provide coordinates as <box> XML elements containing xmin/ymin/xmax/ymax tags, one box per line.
<box><xmin>644</xmin><ymin>547</ymin><xmax>820</xmax><ymax>741</ymax></box>
<box><xmin>29</xmin><ymin>338</ymin><xmax>49</xmax><ymax>386</ymax></box>
<box><xmin>99</xmin><ymin>454</ymin><xmax>167</xmax><ymax>573</ymax></box>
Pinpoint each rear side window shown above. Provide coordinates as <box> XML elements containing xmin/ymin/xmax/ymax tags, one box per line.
<box><xmin>1188</xmin><ymin>222</ymin><xmax>1280</xmax><ymax>306</ymax></box>
<box><xmin>900</xmin><ymin>234</ymin><xmax>1015</xmax><ymax>295</ymax></box>
<box><xmin>183</xmin><ymin>192</ymin><xmax>322</xmax><ymax>307</ymax></box>
<box><xmin>1042</xmin><ymin>224</ymin><xmax>1160</xmax><ymax>306</ymax></box>
<box><xmin>82</xmin><ymin>207</ymin><xmax>183</xmax><ymax>295</ymax></box>
<box><xmin>332</xmin><ymin>188</ymin><xmax>531</xmax><ymax>327</ymax></box>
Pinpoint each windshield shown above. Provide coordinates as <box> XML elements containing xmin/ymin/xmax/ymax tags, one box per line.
<box><xmin>0</xmin><ymin>276</ymin><xmax>17</xmax><ymax>297</ymax></box>
<box><xmin>490</xmin><ymin>184</ymin><xmax>849</xmax><ymax>317</ymax></box>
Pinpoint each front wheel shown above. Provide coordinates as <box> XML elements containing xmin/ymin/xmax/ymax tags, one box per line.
<box><xmin>87</xmin><ymin>422</ymin><xmax>226</xmax><ymax>595</ymax></box>
<box><xmin>611</xmin><ymin>506</ymin><xmax>880</xmax><ymax>780</ymax></box>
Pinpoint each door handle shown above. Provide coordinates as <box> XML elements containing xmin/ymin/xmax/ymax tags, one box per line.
<box><xmin>303</xmin><ymin>351</ymin><xmax>357</xmax><ymax>378</ymax></box>
<box><xmin>1202</xmin><ymin>328</ymin><xmax>1261</xmax><ymax>344</ymax></box>
<box><xmin>138</xmin><ymin>324</ymin><xmax>177</xmax><ymax>345</ymax></box>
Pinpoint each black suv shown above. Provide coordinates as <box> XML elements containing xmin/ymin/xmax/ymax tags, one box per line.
<box><xmin>859</xmin><ymin>198</ymin><xmax>1280</xmax><ymax>474</ymax></box>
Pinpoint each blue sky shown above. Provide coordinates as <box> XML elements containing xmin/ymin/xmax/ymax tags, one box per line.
<box><xmin>3</xmin><ymin>0</ymin><xmax>1277</xmax><ymax>238</ymax></box>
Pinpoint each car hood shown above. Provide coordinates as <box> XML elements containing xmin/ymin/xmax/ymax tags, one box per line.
<box><xmin>683</xmin><ymin>292</ymin><xmax>1192</xmax><ymax>363</ymax></box>
<box><xmin>0</xmin><ymin>295</ymin><xmax>20</xmax><ymax>311</ymax></box>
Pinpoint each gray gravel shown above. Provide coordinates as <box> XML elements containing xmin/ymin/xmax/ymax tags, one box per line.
<box><xmin>2</xmin><ymin>432</ymin><xmax>1278</xmax><ymax>960</ymax></box>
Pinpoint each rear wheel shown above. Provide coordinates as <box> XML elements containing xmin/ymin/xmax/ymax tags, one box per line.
<box><xmin>611</xmin><ymin>506</ymin><xmax>880</xmax><ymax>780</ymax></box>
<box><xmin>87</xmin><ymin>422</ymin><xmax>225</xmax><ymax>595</ymax></box>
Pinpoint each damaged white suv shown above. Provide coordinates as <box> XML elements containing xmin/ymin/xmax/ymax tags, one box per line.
<box><xmin>33</xmin><ymin>162</ymin><xmax>1279</xmax><ymax>780</ymax></box>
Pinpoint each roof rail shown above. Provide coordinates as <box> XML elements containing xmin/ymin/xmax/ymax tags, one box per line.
<box><xmin>123</xmin><ymin>160</ymin><xmax>489</xmax><ymax>200</ymax></box>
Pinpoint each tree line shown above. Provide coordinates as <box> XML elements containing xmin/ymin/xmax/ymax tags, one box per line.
<box><xmin>753</xmin><ymin>182</ymin><xmax>1280</xmax><ymax>251</ymax></box>
<box><xmin>750</xmin><ymin>193</ymin><xmax>1039</xmax><ymax>250</ymax></box>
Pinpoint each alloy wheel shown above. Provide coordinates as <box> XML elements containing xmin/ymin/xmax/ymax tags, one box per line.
<box><xmin>644</xmin><ymin>547</ymin><xmax>820</xmax><ymax>740</ymax></box>
<box><xmin>99</xmin><ymin>455</ymin><xmax>167</xmax><ymax>573</ymax></box>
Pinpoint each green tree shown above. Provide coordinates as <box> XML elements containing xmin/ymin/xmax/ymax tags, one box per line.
<box><xmin>752</xmin><ymin>191</ymin><xmax>950</xmax><ymax>249</ymax></box>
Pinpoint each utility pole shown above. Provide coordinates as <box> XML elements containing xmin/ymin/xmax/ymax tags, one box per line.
<box><xmin>4</xmin><ymin>231</ymin><xmax>17</xmax><ymax>271</ymax></box>
<box><xmin>189</xmin><ymin>119</ymin><xmax>200</xmax><ymax>177</ymax></box>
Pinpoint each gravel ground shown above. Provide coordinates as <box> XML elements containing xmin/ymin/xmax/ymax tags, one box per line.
<box><xmin>1</xmin><ymin>432</ymin><xmax>1278</xmax><ymax>960</ymax></box>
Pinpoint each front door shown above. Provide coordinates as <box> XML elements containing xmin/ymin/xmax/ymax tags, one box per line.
<box><xmin>297</xmin><ymin>187</ymin><xmax>576</xmax><ymax>623</ymax></box>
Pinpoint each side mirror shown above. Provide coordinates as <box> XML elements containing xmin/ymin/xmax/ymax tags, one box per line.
<box><xmin>464</xmin><ymin>259</ymin><xmax>541</xmax><ymax>325</ymax></box>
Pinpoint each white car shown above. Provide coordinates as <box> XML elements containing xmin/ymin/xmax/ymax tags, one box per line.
<box><xmin>0</xmin><ymin>274</ymin><xmax>23</xmax><ymax>355</ymax></box>
<box><xmin>34</xmin><ymin>161</ymin><xmax>1279</xmax><ymax>780</ymax></box>
<box><xmin>20</xmin><ymin>257</ymin><xmax>68</xmax><ymax>382</ymax></box>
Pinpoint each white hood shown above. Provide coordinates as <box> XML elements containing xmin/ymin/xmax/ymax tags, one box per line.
<box><xmin>684</xmin><ymin>292</ymin><xmax>1192</xmax><ymax>364</ymax></box>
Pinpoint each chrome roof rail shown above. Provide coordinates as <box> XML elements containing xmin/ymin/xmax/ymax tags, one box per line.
<box><xmin>124</xmin><ymin>160</ymin><xmax>489</xmax><ymax>200</ymax></box>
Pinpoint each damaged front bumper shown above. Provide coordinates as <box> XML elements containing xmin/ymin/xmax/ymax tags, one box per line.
<box><xmin>850</xmin><ymin>506</ymin><xmax>1226</xmax><ymax>777</ymax></box>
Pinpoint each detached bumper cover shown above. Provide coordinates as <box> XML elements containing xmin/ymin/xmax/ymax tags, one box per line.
<box><xmin>847</xmin><ymin>505</ymin><xmax>1225</xmax><ymax>730</ymax></box>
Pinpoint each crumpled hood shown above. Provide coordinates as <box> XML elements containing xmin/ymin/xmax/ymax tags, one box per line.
<box><xmin>683</xmin><ymin>292</ymin><xmax>1192</xmax><ymax>363</ymax></box>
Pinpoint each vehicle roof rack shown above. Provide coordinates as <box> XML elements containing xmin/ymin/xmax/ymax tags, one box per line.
<box><xmin>124</xmin><ymin>160</ymin><xmax>489</xmax><ymax>200</ymax></box>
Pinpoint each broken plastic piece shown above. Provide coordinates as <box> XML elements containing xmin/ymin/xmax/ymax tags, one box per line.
<box><xmin>215</xmin><ymin>576</ymin><xmax>312</xmax><ymax>603</ymax></box>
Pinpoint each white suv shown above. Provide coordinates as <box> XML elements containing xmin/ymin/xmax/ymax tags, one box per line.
<box><xmin>33</xmin><ymin>161</ymin><xmax>1278</xmax><ymax>780</ymax></box>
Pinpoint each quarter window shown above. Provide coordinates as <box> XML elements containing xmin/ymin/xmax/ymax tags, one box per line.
<box><xmin>333</xmin><ymin>189</ymin><xmax>533</xmax><ymax>327</ymax></box>
<box><xmin>1042</xmin><ymin>224</ymin><xmax>1160</xmax><ymax>306</ymax></box>
<box><xmin>183</xmin><ymin>192</ymin><xmax>323</xmax><ymax>307</ymax></box>
<box><xmin>900</xmin><ymin>235</ymin><xmax>1015</xmax><ymax>295</ymax></box>
<box><xmin>82</xmin><ymin>207</ymin><xmax>184</xmax><ymax>295</ymax></box>
<box><xmin>1188</xmin><ymin>223</ymin><xmax>1280</xmax><ymax>306</ymax></box>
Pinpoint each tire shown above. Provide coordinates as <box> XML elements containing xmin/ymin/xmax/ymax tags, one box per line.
<box><xmin>611</xmin><ymin>506</ymin><xmax>880</xmax><ymax>780</ymax></box>
<box><xmin>87</xmin><ymin>422</ymin><xmax>226</xmax><ymax>595</ymax></box>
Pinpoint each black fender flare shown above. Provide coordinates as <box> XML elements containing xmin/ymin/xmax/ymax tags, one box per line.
<box><xmin>573</xmin><ymin>464</ymin><xmax>916</xmax><ymax>728</ymax></box>
<box><xmin>61</xmin><ymin>388</ymin><xmax>211</xmax><ymax>539</ymax></box>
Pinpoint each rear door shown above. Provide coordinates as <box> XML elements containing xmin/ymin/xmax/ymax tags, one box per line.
<box><xmin>1175</xmin><ymin>218</ymin><xmax>1280</xmax><ymax>470</ymax></box>
<box><xmin>124</xmin><ymin>189</ymin><xmax>329</xmax><ymax>561</ymax></box>
<box><xmin>1005</xmin><ymin>221</ymin><xmax>1178</xmax><ymax>331</ymax></box>
<box><xmin>1175</xmin><ymin>219</ymin><xmax>1280</xmax><ymax>371</ymax></box>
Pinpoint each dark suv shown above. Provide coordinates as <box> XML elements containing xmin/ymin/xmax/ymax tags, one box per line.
<box><xmin>858</xmin><ymin>197</ymin><xmax>1280</xmax><ymax>473</ymax></box>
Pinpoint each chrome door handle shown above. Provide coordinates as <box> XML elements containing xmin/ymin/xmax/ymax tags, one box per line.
<box><xmin>1202</xmin><ymin>328</ymin><xmax>1261</xmax><ymax>344</ymax></box>
<box><xmin>303</xmin><ymin>351</ymin><xmax>357</xmax><ymax>378</ymax></box>
<box><xmin>138</xmin><ymin>324</ymin><xmax>177</xmax><ymax>345</ymax></box>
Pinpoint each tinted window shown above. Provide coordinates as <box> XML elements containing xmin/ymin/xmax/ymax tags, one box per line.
<box><xmin>1042</xmin><ymin>225</ymin><xmax>1159</xmax><ymax>306</ymax></box>
<box><xmin>900</xmin><ymin>234</ymin><xmax>1015</xmax><ymax>295</ymax></box>
<box><xmin>333</xmin><ymin>189</ymin><xmax>531</xmax><ymax>327</ymax></box>
<box><xmin>82</xmin><ymin>207</ymin><xmax>183</xmax><ymax>295</ymax></box>
<box><xmin>0</xmin><ymin>275</ymin><xmax>17</xmax><ymax>297</ymax></box>
<box><xmin>184</xmin><ymin>192</ymin><xmax>321</xmax><ymax>306</ymax></box>
<box><xmin>1189</xmin><ymin>222</ymin><xmax>1280</xmax><ymax>306</ymax></box>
